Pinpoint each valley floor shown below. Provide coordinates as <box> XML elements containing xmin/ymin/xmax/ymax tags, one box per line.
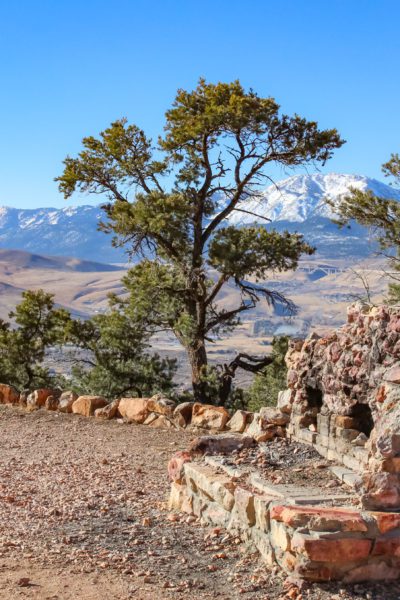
<box><xmin>0</xmin><ymin>406</ymin><xmax>398</xmax><ymax>600</ymax></box>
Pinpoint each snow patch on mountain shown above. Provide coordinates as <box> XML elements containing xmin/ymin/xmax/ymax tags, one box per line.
<box><xmin>228</xmin><ymin>173</ymin><xmax>400</xmax><ymax>225</ymax></box>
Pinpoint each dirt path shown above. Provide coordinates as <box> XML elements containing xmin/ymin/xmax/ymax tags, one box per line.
<box><xmin>0</xmin><ymin>406</ymin><xmax>398</xmax><ymax>600</ymax></box>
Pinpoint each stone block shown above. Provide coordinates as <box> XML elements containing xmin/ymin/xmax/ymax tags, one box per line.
<box><xmin>254</xmin><ymin>495</ymin><xmax>273</xmax><ymax>532</ymax></box>
<box><xmin>251</xmin><ymin>528</ymin><xmax>275</xmax><ymax>565</ymax></box>
<box><xmin>270</xmin><ymin>520</ymin><xmax>291</xmax><ymax>552</ymax></box>
<box><xmin>183</xmin><ymin>463</ymin><xmax>235</xmax><ymax>511</ymax></box>
<box><xmin>317</xmin><ymin>413</ymin><xmax>330</xmax><ymax>436</ymax></box>
<box><xmin>231</xmin><ymin>487</ymin><xmax>255</xmax><ymax>527</ymax></box>
<box><xmin>271</xmin><ymin>505</ymin><xmax>368</xmax><ymax>532</ymax></box>
<box><xmin>370</xmin><ymin>512</ymin><xmax>400</xmax><ymax>534</ymax></box>
<box><xmin>372</xmin><ymin>537</ymin><xmax>400</xmax><ymax>557</ymax></box>
<box><xmin>201</xmin><ymin>501</ymin><xmax>231</xmax><ymax>528</ymax></box>
<box><xmin>343</xmin><ymin>561</ymin><xmax>400</xmax><ymax>583</ymax></box>
<box><xmin>291</xmin><ymin>533</ymin><xmax>372</xmax><ymax>562</ymax></box>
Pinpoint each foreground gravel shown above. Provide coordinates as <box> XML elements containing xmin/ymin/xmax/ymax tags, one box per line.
<box><xmin>0</xmin><ymin>405</ymin><xmax>399</xmax><ymax>600</ymax></box>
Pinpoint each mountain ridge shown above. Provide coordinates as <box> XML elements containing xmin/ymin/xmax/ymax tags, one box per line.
<box><xmin>0</xmin><ymin>173</ymin><xmax>398</xmax><ymax>261</ymax></box>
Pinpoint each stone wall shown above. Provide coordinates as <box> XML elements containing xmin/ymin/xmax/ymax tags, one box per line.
<box><xmin>168</xmin><ymin>445</ymin><xmax>400</xmax><ymax>583</ymax></box>
<box><xmin>283</xmin><ymin>303</ymin><xmax>400</xmax><ymax>510</ymax></box>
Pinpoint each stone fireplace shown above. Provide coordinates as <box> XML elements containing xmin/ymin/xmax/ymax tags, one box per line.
<box><xmin>284</xmin><ymin>302</ymin><xmax>400</xmax><ymax>511</ymax></box>
<box><xmin>168</xmin><ymin>303</ymin><xmax>400</xmax><ymax>582</ymax></box>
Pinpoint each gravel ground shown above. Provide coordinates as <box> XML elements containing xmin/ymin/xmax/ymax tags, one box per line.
<box><xmin>0</xmin><ymin>405</ymin><xmax>399</xmax><ymax>600</ymax></box>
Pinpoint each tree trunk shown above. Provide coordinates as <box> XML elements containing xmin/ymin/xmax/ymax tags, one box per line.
<box><xmin>188</xmin><ymin>338</ymin><xmax>208</xmax><ymax>403</ymax></box>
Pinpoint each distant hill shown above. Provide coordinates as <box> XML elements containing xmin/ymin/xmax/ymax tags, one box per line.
<box><xmin>0</xmin><ymin>249</ymin><xmax>126</xmax><ymax>319</ymax></box>
<box><xmin>0</xmin><ymin>249</ymin><xmax>121</xmax><ymax>273</ymax></box>
<box><xmin>0</xmin><ymin>173</ymin><xmax>399</xmax><ymax>261</ymax></box>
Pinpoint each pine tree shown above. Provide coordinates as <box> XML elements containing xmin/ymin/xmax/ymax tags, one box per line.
<box><xmin>333</xmin><ymin>152</ymin><xmax>400</xmax><ymax>302</ymax></box>
<box><xmin>56</xmin><ymin>79</ymin><xmax>344</xmax><ymax>403</ymax></box>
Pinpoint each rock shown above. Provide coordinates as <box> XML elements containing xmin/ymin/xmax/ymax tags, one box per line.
<box><xmin>260</xmin><ymin>407</ymin><xmax>290</xmax><ymax>426</ymax></box>
<box><xmin>343</xmin><ymin>561</ymin><xmax>400</xmax><ymax>583</ymax></box>
<box><xmin>148</xmin><ymin>414</ymin><xmax>175</xmax><ymax>428</ymax></box>
<box><xmin>189</xmin><ymin>433</ymin><xmax>255</xmax><ymax>456</ymax></box>
<box><xmin>245</xmin><ymin>414</ymin><xmax>268</xmax><ymax>441</ymax></box>
<box><xmin>72</xmin><ymin>395</ymin><xmax>108</xmax><ymax>417</ymax></box>
<box><xmin>117</xmin><ymin>397</ymin><xmax>150</xmax><ymax>423</ymax></box>
<box><xmin>168</xmin><ymin>451</ymin><xmax>192</xmax><ymax>482</ymax></box>
<box><xmin>143</xmin><ymin>412</ymin><xmax>159</xmax><ymax>425</ymax></box>
<box><xmin>147</xmin><ymin>394</ymin><xmax>176</xmax><ymax>415</ymax></box>
<box><xmin>0</xmin><ymin>383</ymin><xmax>20</xmax><ymax>405</ymax></box>
<box><xmin>277</xmin><ymin>389</ymin><xmax>294</xmax><ymax>414</ymax></box>
<box><xmin>58</xmin><ymin>391</ymin><xmax>78</xmax><ymax>413</ymax></box>
<box><xmin>173</xmin><ymin>402</ymin><xmax>194</xmax><ymax>427</ymax></box>
<box><xmin>351</xmin><ymin>432</ymin><xmax>368</xmax><ymax>447</ymax></box>
<box><xmin>226</xmin><ymin>410</ymin><xmax>251</xmax><ymax>433</ymax></box>
<box><xmin>26</xmin><ymin>389</ymin><xmax>58</xmax><ymax>410</ymax></box>
<box><xmin>291</xmin><ymin>533</ymin><xmax>372</xmax><ymax>562</ymax></box>
<box><xmin>384</xmin><ymin>366</ymin><xmax>400</xmax><ymax>384</ymax></box>
<box><xmin>191</xmin><ymin>403</ymin><xmax>230</xmax><ymax>430</ymax></box>
<box><xmin>94</xmin><ymin>399</ymin><xmax>120</xmax><ymax>420</ymax></box>
<box><xmin>45</xmin><ymin>395</ymin><xmax>59</xmax><ymax>411</ymax></box>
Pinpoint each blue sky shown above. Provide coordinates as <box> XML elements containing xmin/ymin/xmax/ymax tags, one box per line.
<box><xmin>0</xmin><ymin>0</ymin><xmax>399</xmax><ymax>208</ymax></box>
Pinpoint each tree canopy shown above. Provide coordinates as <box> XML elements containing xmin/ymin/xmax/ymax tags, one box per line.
<box><xmin>333</xmin><ymin>152</ymin><xmax>400</xmax><ymax>302</ymax></box>
<box><xmin>0</xmin><ymin>290</ymin><xmax>70</xmax><ymax>390</ymax></box>
<box><xmin>57</xmin><ymin>79</ymin><xmax>344</xmax><ymax>403</ymax></box>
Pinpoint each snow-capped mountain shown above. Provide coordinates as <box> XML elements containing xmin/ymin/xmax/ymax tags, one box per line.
<box><xmin>0</xmin><ymin>173</ymin><xmax>398</xmax><ymax>262</ymax></box>
<box><xmin>0</xmin><ymin>204</ymin><xmax>126</xmax><ymax>263</ymax></box>
<box><xmin>228</xmin><ymin>173</ymin><xmax>400</xmax><ymax>225</ymax></box>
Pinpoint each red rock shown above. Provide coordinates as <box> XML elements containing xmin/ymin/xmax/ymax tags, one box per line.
<box><xmin>271</xmin><ymin>505</ymin><xmax>368</xmax><ymax>532</ymax></box>
<box><xmin>72</xmin><ymin>395</ymin><xmax>107</xmax><ymax>417</ymax></box>
<box><xmin>370</xmin><ymin>512</ymin><xmax>400</xmax><ymax>534</ymax></box>
<box><xmin>372</xmin><ymin>537</ymin><xmax>400</xmax><ymax>556</ymax></box>
<box><xmin>26</xmin><ymin>388</ymin><xmax>57</xmax><ymax>410</ymax></box>
<box><xmin>343</xmin><ymin>561</ymin><xmax>399</xmax><ymax>582</ymax></box>
<box><xmin>45</xmin><ymin>396</ymin><xmax>59</xmax><ymax>411</ymax></box>
<box><xmin>117</xmin><ymin>397</ymin><xmax>150</xmax><ymax>423</ymax></box>
<box><xmin>291</xmin><ymin>534</ymin><xmax>372</xmax><ymax>562</ymax></box>
<box><xmin>0</xmin><ymin>383</ymin><xmax>19</xmax><ymax>405</ymax></box>
<box><xmin>168</xmin><ymin>451</ymin><xmax>192</xmax><ymax>482</ymax></box>
<box><xmin>381</xmin><ymin>457</ymin><xmax>400</xmax><ymax>473</ymax></box>
<box><xmin>375</xmin><ymin>385</ymin><xmax>387</xmax><ymax>403</ymax></box>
